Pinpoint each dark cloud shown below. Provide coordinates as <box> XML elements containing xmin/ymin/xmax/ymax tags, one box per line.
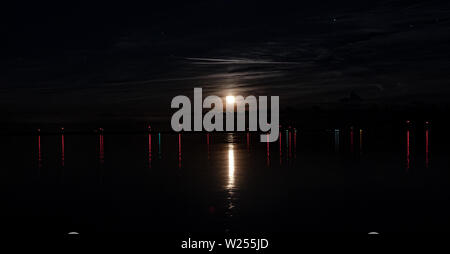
<box><xmin>2</xmin><ymin>0</ymin><xmax>450</xmax><ymax>123</ymax></box>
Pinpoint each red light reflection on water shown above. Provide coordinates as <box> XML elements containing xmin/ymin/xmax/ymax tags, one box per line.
<box><xmin>294</xmin><ymin>129</ymin><xmax>297</xmax><ymax>158</ymax></box>
<box><xmin>38</xmin><ymin>134</ymin><xmax>42</xmax><ymax>168</ymax></box>
<box><xmin>279</xmin><ymin>131</ymin><xmax>282</xmax><ymax>165</ymax></box>
<box><xmin>288</xmin><ymin>130</ymin><xmax>292</xmax><ymax>158</ymax></box>
<box><xmin>61</xmin><ymin>134</ymin><xmax>65</xmax><ymax>167</ymax></box>
<box><xmin>406</xmin><ymin>129</ymin><xmax>410</xmax><ymax>170</ymax></box>
<box><xmin>425</xmin><ymin>129</ymin><xmax>429</xmax><ymax>168</ymax></box>
<box><xmin>206</xmin><ymin>133</ymin><xmax>210</xmax><ymax>159</ymax></box>
<box><xmin>148</xmin><ymin>134</ymin><xmax>152</xmax><ymax>168</ymax></box>
<box><xmin>178</xmin><ymin>133</ymin><xmax>182</xmax><ymax>168</ymax></box>
<box><xmin>99</xmin><ymin>133</ymin><xmax>104</xmax><ymax>165</ymax></box>
<box><xmin>246</xmin><ymin>132</ymin><xmax>250</xmax><ymax>151</ymax></box>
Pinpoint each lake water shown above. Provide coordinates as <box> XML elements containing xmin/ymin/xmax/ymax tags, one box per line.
<box><xmin>1</xmin><ymin>123</ymin><xmax>449</xmax><ymax>235</ymax></box>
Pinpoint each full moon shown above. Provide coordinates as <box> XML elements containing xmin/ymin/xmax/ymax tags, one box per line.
<box><xmin>226</xmin><ymin>96</ymin><xmax>235</xmax><ymax>104</ymax></box>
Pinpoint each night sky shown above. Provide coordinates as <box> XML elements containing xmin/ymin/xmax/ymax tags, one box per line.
<box><xmin>2</xmin><ymin>0</ymin><xmax>450</xmax><ymax>124</ymax></box>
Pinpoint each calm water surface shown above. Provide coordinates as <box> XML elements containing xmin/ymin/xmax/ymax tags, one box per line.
<box><xmin>1</xmin><ymin>124</ymin><xmax>449</xmax><ymax>233</ymax></box>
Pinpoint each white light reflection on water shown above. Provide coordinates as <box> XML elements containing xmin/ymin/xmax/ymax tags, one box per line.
<box><xmin>226</xmin><ymin>134</ymin><xmax>237</xmax><ymax>217</ymax></box>
<box><xmin>227</xmin><ymin>144</ymin><xmax>235</xmax><ymax>191</ymax></box>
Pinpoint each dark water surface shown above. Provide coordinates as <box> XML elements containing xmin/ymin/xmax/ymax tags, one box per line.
<box><xmin>1</xmin><ymin>123</ymin><xmax>449</xmax><ymax>234</ymax></box>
